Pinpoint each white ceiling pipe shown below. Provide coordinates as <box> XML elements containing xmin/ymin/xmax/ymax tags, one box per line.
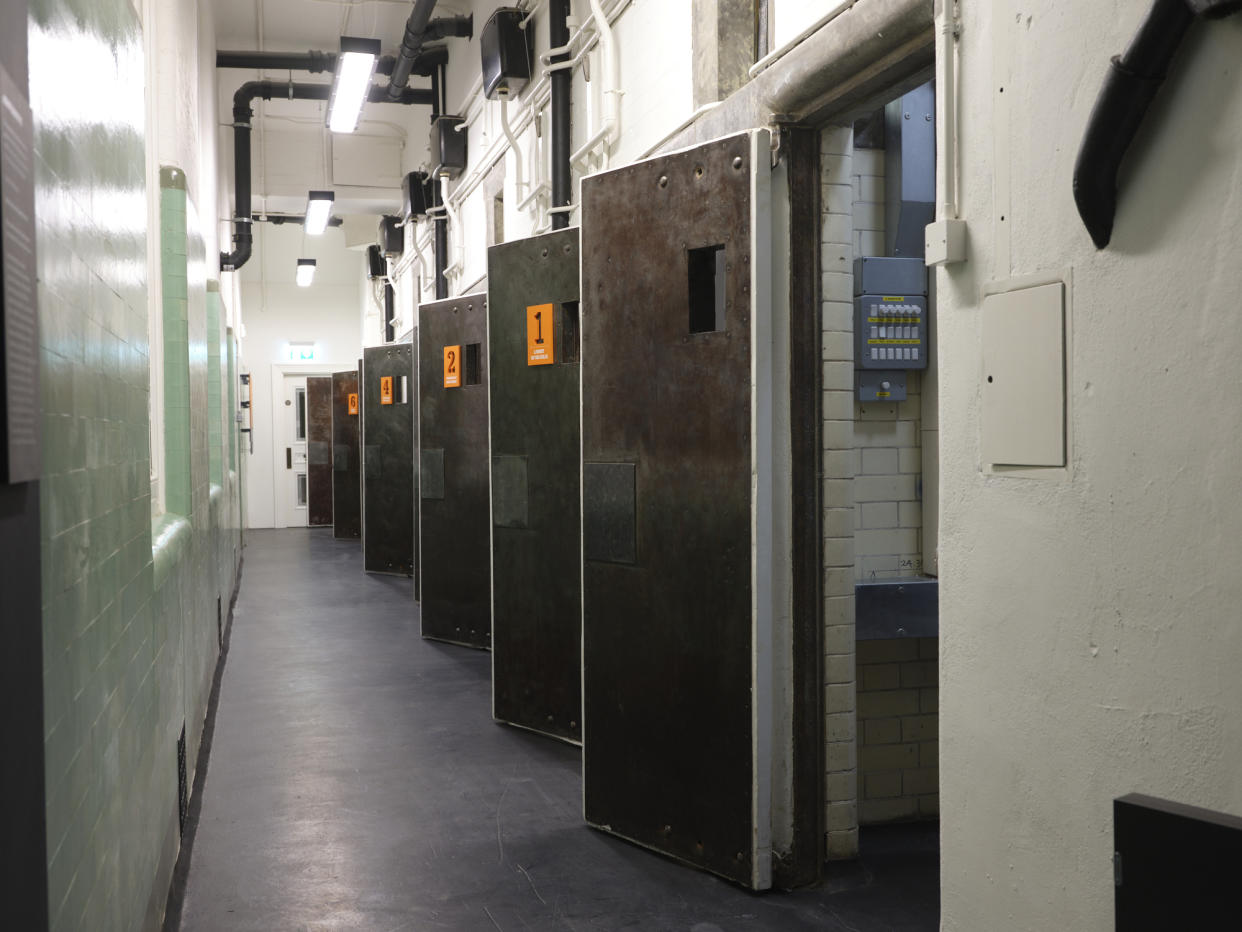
<box><xmin>586</xmin><ymin>0</ymin><xmax>620</xmax><ymax>155</ymax></box>
<box><xmin>439</xmin><ymin>174</ymin><xmax>463</xmax><ymax>290</ymax></box>
<box><xmin>498</xmin><ymin>92</ymin><xmax>526</xmax><ymax>203</ymax></box>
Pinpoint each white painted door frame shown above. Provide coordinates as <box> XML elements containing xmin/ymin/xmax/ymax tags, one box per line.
<box><xmin>269</xmin><ymin>362</ymin><xmax>353</xmax><ymax>528</ymax></box>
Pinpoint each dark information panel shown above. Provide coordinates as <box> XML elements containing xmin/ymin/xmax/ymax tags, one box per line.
<box><xmin>362</xmin><ymin>344</ymin><xmax>414</xmax><ymax>576</ymax></box>
<box><xmin>331</xmin><ymin>369</ymin><xmax>361</xmax><ymax>539</ymax></box>
<box><xmin>306</xmin><ymin>376</ymin><xmax>332</xmax><ymax>527</ymax></box>
<box><xmin>0</xmin><ymin>5</ymin><xmax>50</xmax><ymax>926</ymax></box>
<box><xmin>418</xmin><ymin>293</ymin><xmax>490</xmax><ymax>648</ymax></box>
<box><xmin>1</xmin><ymin>62</ymin><xmax>39</xmax><ymax>483</ymax></box>
<box><xmin>1115</xmin><ymin>794</ymin><xmax>1242</xmax><ymax>931</ymax></box>
<box><xmin>487</xmin><ymin>228</ymin><xmax>581</xmax><ymax>742</ymax></box>
<box><xmin>580</xmin><ymin>133</ymin><xmax>767</xmax><ymax>888</ymax></box>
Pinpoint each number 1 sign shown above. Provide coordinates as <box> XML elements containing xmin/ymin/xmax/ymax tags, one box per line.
<box><xmin>527</xmin><ymin>303</ymin><xmax>554</xmax><ymax>366</ymax></box>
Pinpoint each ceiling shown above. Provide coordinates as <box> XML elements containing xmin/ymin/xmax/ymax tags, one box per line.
<box><xmin>240</xmin><ymin>219</ymin><xmax>365</xmax><ymax>285</ymax></box>
<box><xmin>212</xmin><ymin>0</ymin><xmax>471</xmax><ymax>278</ymax></box>
<box><xmin>212</xmin><ymin>0</ymin><xmax>461</xmax><ymax>53</ymax></box>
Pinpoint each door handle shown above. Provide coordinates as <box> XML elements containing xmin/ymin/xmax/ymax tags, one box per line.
<box><xmin>286</xmin><ymin>447</ymin><xmax>292</xmax><ymax>469</ymax></box>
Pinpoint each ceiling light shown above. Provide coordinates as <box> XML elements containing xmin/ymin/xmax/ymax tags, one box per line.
<box><xmin>328</xmin><ymin>36</ymin><xmax>380</xmax><ymax>134</ymax></box>
<box><xmin>305</xmin><ymin>190</ymin><xmax>335</xmax><ymax>235</ymax></box>
<box><xmin>296</xmin><ymin>259</ymin><xmax>317</xmax><ymax>287</ymax></box>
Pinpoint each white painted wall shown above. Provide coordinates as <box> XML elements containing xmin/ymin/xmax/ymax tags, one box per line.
<box><xmin>770</xmin><ymin>0</ymin><xmax>850</xmax><ymax>55</ymax></box>
<box><xmin>144</xmin><ymin>0</ymin><xmax>223</xmax><ymax>513</ymax></box>
<box><xmin>393</xmin><ymin>0</ymin><xmax>695</xmax><ymax>304</ymax></box>
<box><xmin>939</xmin><ymin>3</ymin><xmax>1242</xmax><ymax>929</ymax></box>
<box><xmin>240</xmin><ymin>223</ymin><xmax>366</xmax><ymax>527</ymax></box>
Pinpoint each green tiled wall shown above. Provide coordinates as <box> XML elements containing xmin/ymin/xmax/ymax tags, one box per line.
<box><xmin>206</xmin><ymin>285</ymin><xmax>223</xmax><ymax>486</ymax></box>
<box><xmin>227</xmin><ymin>327</ymin><xmax>237</xmax><ymax>472</ymax></box>
<box><xmin>160</xmin><ymin>169</ymin><xmax>191</xmax><ymax>518</ymax></box>
<box><xmin>31</xmin><ymin>1</ymin><xmax>242</xmax><ymax>929</ymax></box>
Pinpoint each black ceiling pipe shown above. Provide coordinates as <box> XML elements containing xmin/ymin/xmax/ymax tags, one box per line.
<box><xmin>387</xmin><ymin>0</ymin><xmax>473</xmax><ymax>102</ymax></box>
<box><xmin>217</xmin><ymin>46</ymin><xmax>450</xmax><ymax>77</ymax></box>
<box><xmin>388</xmin><ymin>0</ymin><xmax>440</xmax><ymax>99</ymax></box>
<box><xmin>1073</xmin><ymin>0</ymin><xmax>1242</xmax><ymax>247</ymax></box>
<box><xmin>257</xmin><ymin>213</ymin><xmax>344</xmax><ymax>227</ymax></box>
<box><xmin>549</xmin><ymin>0</ymin><xmax>571</xmax><ymax>230</ymax></box>
<box><xmin>432</xmin><ymin>183</ymin><xmax>448</xmax><ymax>300</ymax></box>
<box><xmin>217</xmin><ymin>49</ymin><xmax>347</xmax><ymax>73</ymax></box>
<box><xmin>220</xmin><ymin>79</ymin><xmax>436</xmax><ymax>271</ymax></box>
<box><xmin>383</xmin><ymin>281</ymin><xmax>396</xmax><ymax>343</ymax></box>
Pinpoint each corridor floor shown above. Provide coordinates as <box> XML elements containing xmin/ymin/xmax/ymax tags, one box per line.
<box><xmin>173</xmin><ymin>529</ymin><xmax>938</xmax><ymax>931</ymax></box>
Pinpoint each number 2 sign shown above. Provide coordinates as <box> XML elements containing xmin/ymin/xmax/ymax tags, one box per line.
<box><xmin>444</xmin><ymin>345</ymin><xmax>461</xmax><ymax>388</ymax></box>
<box><xmin>527</xmin><ymin>303</ymin><xmax>554</xmax><ymax>366</ymax></box>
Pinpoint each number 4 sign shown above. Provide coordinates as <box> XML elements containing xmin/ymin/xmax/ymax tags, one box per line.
<box><xmin>444</xmin><ymin>345</ymin><xmax>461</xmax><ymax>388</ymax></box>
<box><xmin>527</xmin><ymin>303</ymin><xmax>554</xmax><ymax>366</ymax></box>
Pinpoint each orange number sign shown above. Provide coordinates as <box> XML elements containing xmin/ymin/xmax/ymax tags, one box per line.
<box><xmin>347</xmin><ymin>393</ymin><xmax>359</xmax><ymax>415</ymax></box>
<box><xmin>380</xmin><ymin>376</ymin><xmax>393</xmax><ymax>405</ymax></box>
<box><xmin>444</xmin><ymin>345</ymin><xmax>461</xmax><ymax>388</ymax></box>
<box><xmin>527</xmin><ymin>303</ymin><xmax>554</xmax><ymax>366</ymax></box>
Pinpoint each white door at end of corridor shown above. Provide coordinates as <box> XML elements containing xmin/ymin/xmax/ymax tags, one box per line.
<box><xmin>274</xmin><ymin>374</ymin><xmax>309</xmax><ymax>527</ymax></box>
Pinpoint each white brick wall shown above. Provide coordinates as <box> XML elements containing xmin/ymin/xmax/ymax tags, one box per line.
<box><xmin>856</xmin><ymin>638</ymin><xmax>939</xmax><ymax>822</ymax></box>
<box><xmin>838</xmin><ymin>129</ymin><xmax>938</xmax><ymax>828</ymax></box>
<box><xmin>851</xmin><ymin>140</ymin><xmax>923</xmax><ymax>581</ymax></box>
<box><xmin>820</xmin><ymin>124</ymin><xmax>858</xmax><ymax>861</ymax></box>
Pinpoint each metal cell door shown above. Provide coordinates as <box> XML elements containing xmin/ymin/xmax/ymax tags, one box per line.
<box><xmin>330</xmin><ymin>370</ymin><xmax>361</xmax><ymax>539</ymax></box>
<box><xmin>418</xmin><ymin>293</ymin><xmax>490</xmax><ymax>648</ymax></box>
<box><xmin>580</xmin><ymin>131</ymin><xmax>790</xmax><ymax>890</ymax></box>
<box><xmin>487</xmin><ymin>228</ymin><xmax>581</xmax><ymax>742</ymax></box>
<box><xmin>362</xmin><ymin>344</ymin><xmax>415</xmax><ymax>576</ymax></box>
<box><xmin>306</xmin><ymin>377</ymin><xmax>333</xmax><ymax>526</ymax></box>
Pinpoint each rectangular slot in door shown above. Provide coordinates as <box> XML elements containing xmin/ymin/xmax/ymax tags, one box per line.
<box><xmin>688</xmin><ymin>244</ymin><xmax>726</xmax><ymax>333</ymax></box>
<box><xmin>464</xmin><ymin>343</ymin><xmax>482</xmax><ymax>385</ymax></box>
<box><xmin>561</xmin><ymin>301</ymin><xmax>580</xmax><ymax>363</ymax></box>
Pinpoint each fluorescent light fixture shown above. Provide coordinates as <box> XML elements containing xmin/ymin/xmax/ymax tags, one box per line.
<box><xmin>296</xmin><ymin>259</ymin><xmax>317</xmax><ymax>288</ymax></box>
<box><xmin>327</xmin><ymin>36</ymin><xmax>380</xmax><ymax>134</ymax></box>
<box><xmin>304</xmin><ymin>190</ymin><xmax>335</xmax><ymax>235</ymax></box>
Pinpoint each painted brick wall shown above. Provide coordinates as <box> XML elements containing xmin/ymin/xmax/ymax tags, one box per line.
<box><xmin>837</xmin><ymin>131</ymin><xmax>939</xmax><ymax>825</ymax></box>
<box><xmin>30</xmin><ymin>1</ymin><xmax>241</xmax><ymax>929</ymax></box>
<box><xmin>820</xmin><ymin>125</ymin><xmax>858</xmax><ymax>860</ymax></box>
<box><xmin>851</xmin><ymin>144</ymin><xmax>924</xmax><ymax>581</ymax></box>
<box><xmin>856</xmin><ymin>638</ymin><xmax>939</xmax><ymax>823</ymax></box>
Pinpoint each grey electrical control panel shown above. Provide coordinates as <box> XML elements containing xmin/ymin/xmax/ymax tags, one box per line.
<box><xmin>855</xmin><ymin>257</ymin><xmax>927</xmax><ymax>402</ymax></box>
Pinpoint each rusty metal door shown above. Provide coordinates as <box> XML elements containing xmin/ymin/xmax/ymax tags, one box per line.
<box><xmin>330</xmin><ymin>370</ymin><xmax>361</xmax><ymax>539</ymax></box>
<box><xmin>306</xmin><ymin>377</ymin><xmax>333</xmax><ymax>526</ymax></box>
<box><xmin>580</xmin><ymin>131</ymin><xmax>789</xmax><ymax>890</ymax></box>
<box><xmin>418</xmin><ymin>293</ymin><xmax>490</xmax><ymax>648</ymax></box>
<box><xmin>362</xmin><ymin>344</ymin><xmax>414</xmax><ymax>576</ymax></box>
<box><xmin>487</xmin><ymin>228</ymin><xmax>581</xmax><ymax>742</ymax></box>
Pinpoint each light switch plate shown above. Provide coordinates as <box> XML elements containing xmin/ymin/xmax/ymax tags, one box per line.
<box><xmin>981</xmin><ymin>282</ymin><xmax>1065</xmax><ymax>467</ymax></box>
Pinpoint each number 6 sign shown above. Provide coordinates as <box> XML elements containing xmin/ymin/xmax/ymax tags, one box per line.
<box><xmin>443</xmin><ymin>345</ymin><xmax>461</xmax><ymax>388</ymax></box>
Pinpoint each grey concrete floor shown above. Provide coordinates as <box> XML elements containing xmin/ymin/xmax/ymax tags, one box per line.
<box><xmin>175</xmin><ymin>528</ymin><xmax>938</xmax><ymax>931</ymax></box>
